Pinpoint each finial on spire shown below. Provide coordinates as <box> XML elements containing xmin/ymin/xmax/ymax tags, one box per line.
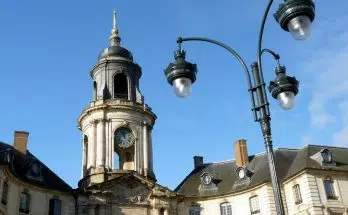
<box><xmin>109</xmin><ymin>10</ymin><xmax>121</xmax><ymax>46</ymax></box>
<box><xmin>113</xmin><ymin>10</ymin><xmax>117</xmax><ymax>29</ymax></box>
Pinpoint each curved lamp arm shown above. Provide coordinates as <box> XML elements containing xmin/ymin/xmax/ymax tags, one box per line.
<box><xmin>257</xmin><ymin>0</ymin><xmax>274</xmax><ymax>78</ymax></box>
<box><xmin>177</xmin><ymin>36</ymin><xmax>258</xmax><ymax>120</ymax></box>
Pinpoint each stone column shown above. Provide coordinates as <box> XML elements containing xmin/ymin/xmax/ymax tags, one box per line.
<box><xmin>143</xmin><ymin>121</ymin><xmax>148</xmax><ymax>176</ymax></box>
<box><xmin>96</xmin><ymin>119</ymin><xmax>105</xmax><ymax>167</ymax></box>
<box><xmin>105</xmin><ymin>120</ymin><xmax>109</xmax><ymax>169</ymax></box>
<box><xmin>109</xmin><ymin>120</ymin><xmax>113</xmax><ymax>170</ymax></box>
<box><xmin>88</xmin><ymin>121</ymin><xmax>97</xmax><ymax>169</ymax></box>
<box><xmin>164</xmin><ymin>209</ymin><xmax>169</xmax><ymax>215</ymax></box>
<box><xmin>92</xmin><ymin>121</ymin><xmax>96</xmax><ymax>167</ymax></box>
<box><xmin>148</xmin><ymin>127</ymin><xmax>153</xmax><ymax>172</ymax></box>
<box><xmin>81</xmin><ymin>135</ymin><xmax>86</xmax><ymax>178</ymax></box>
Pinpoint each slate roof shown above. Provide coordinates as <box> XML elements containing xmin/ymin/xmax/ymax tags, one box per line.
<box><xmin>175</xmin><ymin>145</ymin><xmax>348</xmax><ymax>197</ymax></box>
<box><xmin>0</xmin><ymin>142</ymin><xmax>73</xmax><ymax>193</ymax></box>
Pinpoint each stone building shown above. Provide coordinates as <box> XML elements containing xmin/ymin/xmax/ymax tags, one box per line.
<box><xmin>176</xmin><ymin>140</ymin><xmax>348</xmax><ymax>215</ymax></box>
<box><xmin>0</xmin><ymin>131</ymin><xmax>75</xmax><ymax>215</ymax></box>
<box><xmin>1</xmin><ymin>11</ymin><xmax>348</xmax><ymax>215</ymax></box>
<box><xmin>75</xmin><ymin>11</ymin><xmax>178</xmax><ymax>215</ymax></box>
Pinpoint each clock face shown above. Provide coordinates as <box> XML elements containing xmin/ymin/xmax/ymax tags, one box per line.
<box><xmin>114</xmin><ymin>127</ymin><xmax>135</xmax><ymax>148</ymax></box>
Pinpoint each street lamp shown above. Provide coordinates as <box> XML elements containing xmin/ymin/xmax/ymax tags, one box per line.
<box><xmin>163</xmin><ymin>1</ymin><xmax>314</xmax><ymax>215</ymax></box>
<box><xmin>274</xmin><ymin>0</ymin><xmax>315</xmax><ymax>41</ymax></box>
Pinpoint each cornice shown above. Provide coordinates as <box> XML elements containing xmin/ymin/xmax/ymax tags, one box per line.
<box><xmin>78</xmin><ymin>101</ymin><xmax>156</xmax><ymax>129</ymax></box>
<box><xmin>3</xmin><ymin>167</ymin><xmax>72</xmax><ymax>196</ymax></box>
<box><xmin>90</xmin><ymin>59</ymin><xmax>142</xmax><ymax>79</ymax></box>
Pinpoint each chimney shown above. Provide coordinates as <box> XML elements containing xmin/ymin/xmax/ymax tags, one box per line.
<box><xmin>13</xmin><ymin>131</ymin><xmax>29</xmax><ymax>154</ymax></box>
<box><xmin>193</xmin><ymin>156</ymin><xmax>204</xmax><ymax>168</ymax></box>
<box><xmin>234</xmin><ymin>139</ymin><xmax>249</xmax><ymax>167</ymax></box>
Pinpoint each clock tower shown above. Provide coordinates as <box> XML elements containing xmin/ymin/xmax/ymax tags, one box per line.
<box><xmin>77</xmin><ymin>11</ymin><xmax>156</xmax><ymax>187</ymax></box>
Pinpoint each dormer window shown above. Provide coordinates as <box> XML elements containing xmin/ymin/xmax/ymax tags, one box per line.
<box><xmin>201</xmin><ymin>172</ymin><xmax>212</xmax><ymax>185</ymax></box>
<box><xmin>310</xmin><ymin>148</ymin><xmax>336</xmax><ymax>166</ymax></box>
<box><xmin>321</xmin><ymin>149</ymin><xmax>333</xmax><ymax>164</ymax></box>
<box><xmin>236</xmin><ymin>167</ymin><xmax>252</xmax><ymax>179</ymax></box>
<box><xmin>237</xmin><ymin>167</ymin><xmax>246</xmax><ymax>179</ymax></box>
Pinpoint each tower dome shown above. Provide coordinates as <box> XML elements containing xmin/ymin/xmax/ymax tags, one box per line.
<box><xmin>98</xmin><ymin>10</ymin><xmax>133</xmax><ymax>61</ymax></box>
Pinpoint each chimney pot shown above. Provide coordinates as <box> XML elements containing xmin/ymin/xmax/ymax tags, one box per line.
<box><xmin>13</xmin><ymin>131</ymin><xmax>29</xmax><ymax>155</ymax></box>
<box><xmin>234</xmin><ymin>139</ymin><xmax>249</xmax><ymax>167</ymax></box>
<box><xmin>193</xmin><ymin>156</ymin><xmax>204</xmax><ymax>168</ymax></box>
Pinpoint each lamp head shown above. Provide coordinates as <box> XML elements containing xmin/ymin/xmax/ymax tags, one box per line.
<box><xmin>268</xmin><ymin>66</ymin><xmax>299</xmax><ymax>110</ymax></box>
<box><xmin>274</xmin><ymin>0</ymin><xmax>315</xmax><ymax>40</ymax></box>
<box><xmin>164</xmin><ymin>50</ymin><xmax>197</xmax><ymax>98</ymax></box>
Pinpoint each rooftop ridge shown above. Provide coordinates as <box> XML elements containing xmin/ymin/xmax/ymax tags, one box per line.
<box><xmin>206</xmin><ymin>147</ymin><xmax>301</xmax><ymax>165</ymax></box>
<box><xmin>304</xmin><ymin>144</ymin><xmax>348</xmax><ymax>150</ymax></box>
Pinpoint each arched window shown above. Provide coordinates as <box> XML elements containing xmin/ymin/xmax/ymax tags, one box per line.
<box><xmin>324</xmin><ymin>176</ymin><xmax>337</xmax><ymax>199</ymax></box>
<box><xmin>1</xmin><ymin>181</ymin><xmax>8</xmax><ymax>205</ymax></box>
<box><xmin>93</xmin><ymin>81</ymin><xmax>97</xmax><ymax>100</ymax></box>
<box><xmin>49</xmin><ymin>199</ymin><xmax>62</xmax><ymax>215</ymax></box>
<box><xmin>159</xmin><ymin>208</ymin><xmax>165</xmax><ymax>215</ymax></box>
<box><xmin>292</xmin><ymin>184</ymin><xmax>302</xmax><ymax>205</ymax></box>
<box><xmin>113</xmin><ymin>73</ymin><xmax>128</xmax><ymax>99</ymax></box>
<box><xmin>19</xmin><ymin>191</ymin><xmax>30</xmax><ymax>214</ymax></box>
<box><xmin>220</xmin><ymin>202</ymin><xmax>232</xmax><ymax>215</ymax></box>
<box><xmin>249</xmin><ymin>195</ymin><xmax>260</xmax><ymax>214</ymax></box>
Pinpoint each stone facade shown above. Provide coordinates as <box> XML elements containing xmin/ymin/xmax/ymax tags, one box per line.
<box><xmin>175</xmin><ymin>145</ymin><xmax>348</xmax><ymax>215</ymax></box>
<box><xmin>0</xmin><ymin>168</ymin><xmax>75</xmax><ymax>215</ymax></box>
<box><xmin>177</xmin><ymin>170</ymin><xmax>348</xmax><ymax>215</ymax></box>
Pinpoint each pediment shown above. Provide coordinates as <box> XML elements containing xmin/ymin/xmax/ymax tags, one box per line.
<box><xmin>88</xmin><ymin>174</ymin><xmax>152</xmax><ymax>204</ymax></box>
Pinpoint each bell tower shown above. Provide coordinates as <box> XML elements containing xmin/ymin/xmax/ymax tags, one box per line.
<box><xmin>78</xmin><ymin>11</ymin><xmax>156</xmax><ymax>187</ymax></box>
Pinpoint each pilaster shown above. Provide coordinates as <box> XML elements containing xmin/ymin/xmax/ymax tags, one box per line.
<box><xmin>143</xmin><ymin>121</ymin><xmax>148</xmax><ymax>176</ymax></box>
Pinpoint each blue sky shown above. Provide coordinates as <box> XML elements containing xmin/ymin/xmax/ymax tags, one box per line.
<box><xmin>1</xmin><ymin>1</ymin><xmax>348</xmax><ymax>190</ymax></box>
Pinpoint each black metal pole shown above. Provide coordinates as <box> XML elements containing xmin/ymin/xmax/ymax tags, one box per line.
<box><xmin>257</xmin><ymin>0</ymin><xmax>286</xmax><ymax>214</ymax></box>
<box><xmin>251</xmin><ymin>63</ymin><xmax>285</xmax><ymax>215</ymax></box>
<box><xmin>177</xmin><ymin>36</ymin><xmax>286</xmax><ymax>214</ymax></box>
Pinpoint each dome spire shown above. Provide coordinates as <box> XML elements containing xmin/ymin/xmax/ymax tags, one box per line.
<box><xmin>109</xmin><ymin>10</ymin><xmax>121</xmax><ymax>46</ymax></box>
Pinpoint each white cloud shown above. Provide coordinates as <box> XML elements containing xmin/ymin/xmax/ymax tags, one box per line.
<box><xmin>302</xmin><ymin>16</ymin><xmax>348</xmax><ymax>146</ymax></box>
<box><xmin>332</xmin><ymin>101</ymin><xmax>348</xmax><ymax>147</ymax></box>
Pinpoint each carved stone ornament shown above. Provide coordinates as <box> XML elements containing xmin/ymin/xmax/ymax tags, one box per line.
<box><xmin>122</xmin><ymin>120</ymin><xmax>129</xmax><ymax>127</ymax></box>
<box><xmin>91</xmin><ymin>179</ymin><xmax>151</xmax><ymax>204</ymax></box>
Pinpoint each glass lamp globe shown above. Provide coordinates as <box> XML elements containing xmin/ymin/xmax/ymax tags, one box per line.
<box><xmin>173</xmin><ymin>77</ymin><xmax>192</xmax><ymax>98</ymax></box>
<box><xmin>277</xmin><ymin>91</ymin><xmax>295</xmax><ymax>110</ymax></box>
<box><xmin>287</xmin><ymin>15</ymin><xmax>312</xmax><ymax>41</ymax></box>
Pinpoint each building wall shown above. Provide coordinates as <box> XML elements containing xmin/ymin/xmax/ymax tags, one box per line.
<box><xmin>0</xmin><ymin>168</ymin><xmax>75</xmax><ymax>215</ymax></box>
<box><xmin>178</xmin><ymin>171</ymin><xmax>348</xmax><ymax>215</ymax></box>
<box><xmin>284</xmin><ymin>170</ymin><xmax>348</xmax><ymax>215</ymax></box>
<box><xmin>177</xmin><ymin>184</ymin><xmax>278</xmax><ymax>215</ymax></box>
<box><xmin>312</xmin><ymin>170</ymin><xmax>348</xmax><ymax>215</ymax></box>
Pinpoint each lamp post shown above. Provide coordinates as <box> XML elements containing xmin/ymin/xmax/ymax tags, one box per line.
<box><xmin>163</xmin><ymin>1</ymin><xmax>315</xmax><ymax>215</ymax></box>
